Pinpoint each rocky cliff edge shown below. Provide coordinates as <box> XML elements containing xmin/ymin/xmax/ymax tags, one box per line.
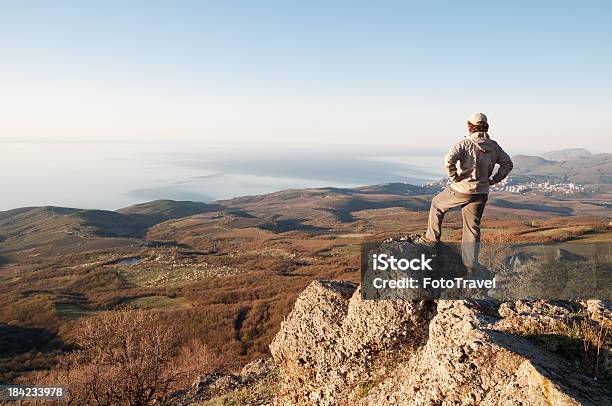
<box><xmin>270</xmin><ymin>280</ymin><xmax>611</xmax><ymax>405</ymax></box>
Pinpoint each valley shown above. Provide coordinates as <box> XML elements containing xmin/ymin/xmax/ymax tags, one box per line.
<box><xmin>1</xmin><ymin>180</ymin><xmax>610</xmax><ymax>383</ymax></box>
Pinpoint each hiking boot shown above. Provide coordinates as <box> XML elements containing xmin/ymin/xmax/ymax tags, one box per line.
<box><xmin>419</xmin><ymin>233</ymin><xmax>439</xmax><ymax>245</ymax></box>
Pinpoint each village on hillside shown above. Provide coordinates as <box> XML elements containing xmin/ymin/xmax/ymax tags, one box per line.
<box><xmin>493</xmin><ymin>178</ymin><xmax>586</xmax><ymax>195</ymax></box>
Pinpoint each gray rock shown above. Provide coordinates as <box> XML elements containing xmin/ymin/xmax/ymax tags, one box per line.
<box><xmin>270</xmin><ymin>280</ymin><xmax>611</xmax><ymax>405</ymax></box>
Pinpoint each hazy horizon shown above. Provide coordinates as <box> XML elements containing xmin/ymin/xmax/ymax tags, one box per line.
<box><xmin>1</xmin><ymin>142</ymin><xmax>449</xmax><ymax>211</ymax></box>
<box><xmin>2</xmin><ymin>140</ymin><xmax>609</xmax><ymax>212</ymax></box>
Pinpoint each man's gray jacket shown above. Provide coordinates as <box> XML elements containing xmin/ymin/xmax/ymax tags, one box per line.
<box><xmin>444</xmin><ymin>132</ymin><xmax>513</xmax><ymax>194</ymax></box>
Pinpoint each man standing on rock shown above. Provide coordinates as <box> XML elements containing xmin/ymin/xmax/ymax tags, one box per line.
<box><xmin>423</xmin><ymin>113</ymin><xmax>513</xmax><ymax>273</ymax></box>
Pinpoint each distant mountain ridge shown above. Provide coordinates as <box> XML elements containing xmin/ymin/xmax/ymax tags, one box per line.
<box><xmin>542</xmin><ymin>148</ymin><xmax>592</xmax><ymax>161</ymax></box>
<box><xmin>511</xmin><ymin>155</ymin><xmax>554</xmax><ymax>171</ymax></box>
<box><xmin>511</xmin><ymin>152</ymin><xmax>611</xmax><ymax>185</ymax></box>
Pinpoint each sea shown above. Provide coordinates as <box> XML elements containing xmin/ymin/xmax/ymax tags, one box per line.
<box><xmin>0</xmin><ymin>143</ymin><xmax>445</xmax><ymax>211</ymax></box>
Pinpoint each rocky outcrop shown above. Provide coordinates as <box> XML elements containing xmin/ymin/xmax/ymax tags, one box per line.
<box><xmin>270</xmin><ymin>280</ymin><xmax>611</xmax><ymax>405</ymax></box>
<box><xmin>269</xmin><ymin>280</ymin><xmax>436</xmax><ymax>405</ymax></box>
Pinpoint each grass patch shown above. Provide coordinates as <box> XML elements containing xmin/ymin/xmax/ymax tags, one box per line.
<box><xmin>124</xmin><ymin>295</ymin><xmax>191</xmax><ymax>310</ymax></box>
<box><xmin>506</xmin><ymin>316</ymin><xmax>611</xmax><ymax>384</ymax></box>
<box><xmin>196</xmin><ymin>379</ymin><xmax>276</xmax><ymax>406</ymax></box>
<box><xmin>55</xmin><ymin>303</ymin><xmax>93</xmax><ymax>320</ymax></box>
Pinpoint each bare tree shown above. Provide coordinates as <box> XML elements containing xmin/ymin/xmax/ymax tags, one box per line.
<box><xmin>56</xmin><ymin>309</ymin><xmax>186</xmax><ymax>405</ymax></box>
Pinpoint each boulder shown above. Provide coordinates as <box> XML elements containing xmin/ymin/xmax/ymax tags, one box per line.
<box><xmin>270</xmin><ymin>280</ymin><xmax>611</xmax><ymax>405</ymax></box>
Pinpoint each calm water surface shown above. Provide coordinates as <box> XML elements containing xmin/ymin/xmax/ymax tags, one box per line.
<box><xmin>1</xmin><ymin>143</ymin><xmax>445</xmax><ymax>211</ymax></box>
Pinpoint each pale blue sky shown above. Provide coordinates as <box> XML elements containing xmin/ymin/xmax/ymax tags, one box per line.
<box><xmin>1</xmin><ymin>1</ymin><xmax>611</xmax><ymax>152</ymax></box>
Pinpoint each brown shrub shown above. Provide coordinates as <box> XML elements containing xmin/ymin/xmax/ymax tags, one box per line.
<box><xmin>45</xmin><ymin>308</ymin><xmax>214</xmax><ymax>405</ymax></box>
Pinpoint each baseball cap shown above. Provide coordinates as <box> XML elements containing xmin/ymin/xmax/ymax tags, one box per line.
<box><xmin>468</xmin><ymin>112</ymin><xmax>488</xmax><ymax>124</ymax></box>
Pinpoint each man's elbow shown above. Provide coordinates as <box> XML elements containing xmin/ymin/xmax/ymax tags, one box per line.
<box><xmin>501</xmin><ymin>157</ymin><xmax>513</xmax><ymax>173</ymax></box>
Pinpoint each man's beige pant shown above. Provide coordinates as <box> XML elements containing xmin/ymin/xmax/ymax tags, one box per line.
<box><xmin>425</xmin><ymin>187</ymin><xmax>488</xmax><ymax>269</ymax></box>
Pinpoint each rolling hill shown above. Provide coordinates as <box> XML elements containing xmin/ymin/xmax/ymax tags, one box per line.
<box><xmin>2</xmin><ymin>181</ymin><xmax>610</xmax><ymax>261</ymax></box>
<box><xmin>117</xmin><ymin>200</ymin><xmax>223</xmax><ymax>222</ymax></box>
<box><xmin>0</xmin><ymin>201</ymin><xmax>228</xmax><ymax>259</ymax></box>
<box><xmin>512</xmin><ymin>153</ymin><xmax>612</xmax><ymax>185</ymax></box>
